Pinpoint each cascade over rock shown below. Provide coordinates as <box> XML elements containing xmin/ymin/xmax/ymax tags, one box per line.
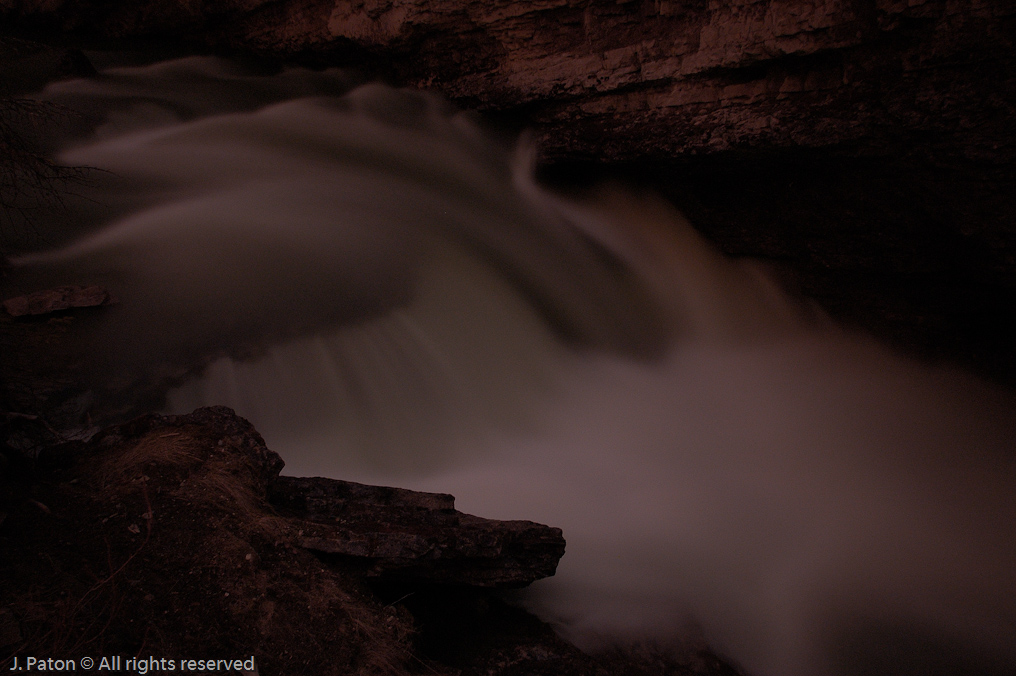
<box><xmin>0</xmin><ymin>33</ymin><xmax>1015</xmax><ymax>676</ymax></box>
<box><xmin>3</xmin><ymin>2</ymin><xmax>1016</xmax><ymax>381</ymax></box>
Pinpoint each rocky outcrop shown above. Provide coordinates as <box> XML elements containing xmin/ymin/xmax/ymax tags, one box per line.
<box><xmin>2</xmin><ymin>0</ymin><xmax>1013</xmax><ymax>163</ymax></box>
<box><xmin>271</xmin><ymin>475</ymin><xmax>565</xmax><ymax>587</ymax></box>
<box><xmin>0</xmin><ymin>405</ymin><xmax>737</xmax><ymax>676</ymax></box>
<box><xmin>2</xmin><ymin>406</ymin><xmax>409</xmax><ymax>674</ymax></box>
<box><xmin>38</xmin><ymin>406</ymin><xmax>565</xmax><ymax>588</ymax></box>
<box><xmin>2</xmin><ymin>284</ymin><xmax>114</xmax><ymax>317</ymax></box>
<box><xmin>0</xmin><ymin>406</ymin><xmax>567</xmax><ymax>674</ymax></box>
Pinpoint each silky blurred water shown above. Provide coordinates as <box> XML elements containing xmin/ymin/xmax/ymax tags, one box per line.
<box><xmin>10</xmin><ymin>56</ymin><xmax>1016</xmax><ymax>676</ymax></box>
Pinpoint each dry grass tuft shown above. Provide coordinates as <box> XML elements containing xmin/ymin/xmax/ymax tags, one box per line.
<box><xmin>88</xmin><ymin>430</ymin><xmax>205</xmax><ymax>490</ymax></box>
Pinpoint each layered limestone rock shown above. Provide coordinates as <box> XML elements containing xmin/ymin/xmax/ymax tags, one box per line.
<box><xmin>272</xmin><ymin>476</ymin><xmax>566</xmax><ymax>588</ymax></box>
<box><xmin>2</xmin><ymin>0</ymin><xmax>1013</xmax><ymax>162</ymax></box>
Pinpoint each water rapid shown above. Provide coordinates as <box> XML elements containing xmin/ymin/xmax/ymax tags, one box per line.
<box><xmin>8</xmin><ymin>56</ymin><xmax>1016</xmax><ymax>676</ymax></box>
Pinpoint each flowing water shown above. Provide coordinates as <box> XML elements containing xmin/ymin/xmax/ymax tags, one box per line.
<box><xmin>7</xmin><ymin>56</ymin><xmax>1016</xmax><ymax>676</ymax></box>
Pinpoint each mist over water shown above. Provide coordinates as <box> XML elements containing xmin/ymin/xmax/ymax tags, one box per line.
<box><xmin>10</xmin><ymin>57</ymin><xmax>1016</xmax><ymax>676</ymax></box>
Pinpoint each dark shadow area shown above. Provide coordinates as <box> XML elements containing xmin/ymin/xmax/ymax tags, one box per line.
<box><xmin>829</xmin><ymin>617</ymin><xmax>1016</xmax><ymax>676</ymax></box>
<box><xmin>369</xmin><ymin>581</ymin><xmax>746</xmax><ymax>676</ymax></box>
<box><xmin>539</xmin><ymin>153</ymin><xmax>1016</xmax><ymax>385</ymax></box>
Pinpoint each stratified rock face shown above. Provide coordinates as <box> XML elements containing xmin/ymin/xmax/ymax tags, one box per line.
<box><xmin>3</xmin><ymin>0</ymin><xmax>1014</xmax><ymax>162</ymax></box>
<box><xmin>272</xmin><ymin>475</ymin><xmax>566</xmax><ymax>588</ymax></box>
<box><xmin>326</xmin><ymin>0</ymin><xmax>1016</xmax><ymax>163</ymax></box>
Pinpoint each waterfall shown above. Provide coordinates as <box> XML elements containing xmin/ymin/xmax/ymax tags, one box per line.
<box><xmin>9</xmin><ymin>56</ymin><xmax>1016</xmax><ymax>676</ymax></box>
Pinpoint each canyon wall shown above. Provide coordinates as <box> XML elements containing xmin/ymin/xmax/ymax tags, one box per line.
<box><xmin>3</xmin><ymin>0</ymin><xmax>1014</xmax><ymax>162</ymax></box>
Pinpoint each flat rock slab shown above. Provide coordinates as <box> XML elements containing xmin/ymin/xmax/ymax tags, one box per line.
<box><xmin>3</xmin><ymin>285</ymin><xmax>114</xmax><ymax>317</ymax></box>
<box><xmin>272</xmin><ymin>475</ymin><xmax>565</xmax><ymax>588</ymax></box>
